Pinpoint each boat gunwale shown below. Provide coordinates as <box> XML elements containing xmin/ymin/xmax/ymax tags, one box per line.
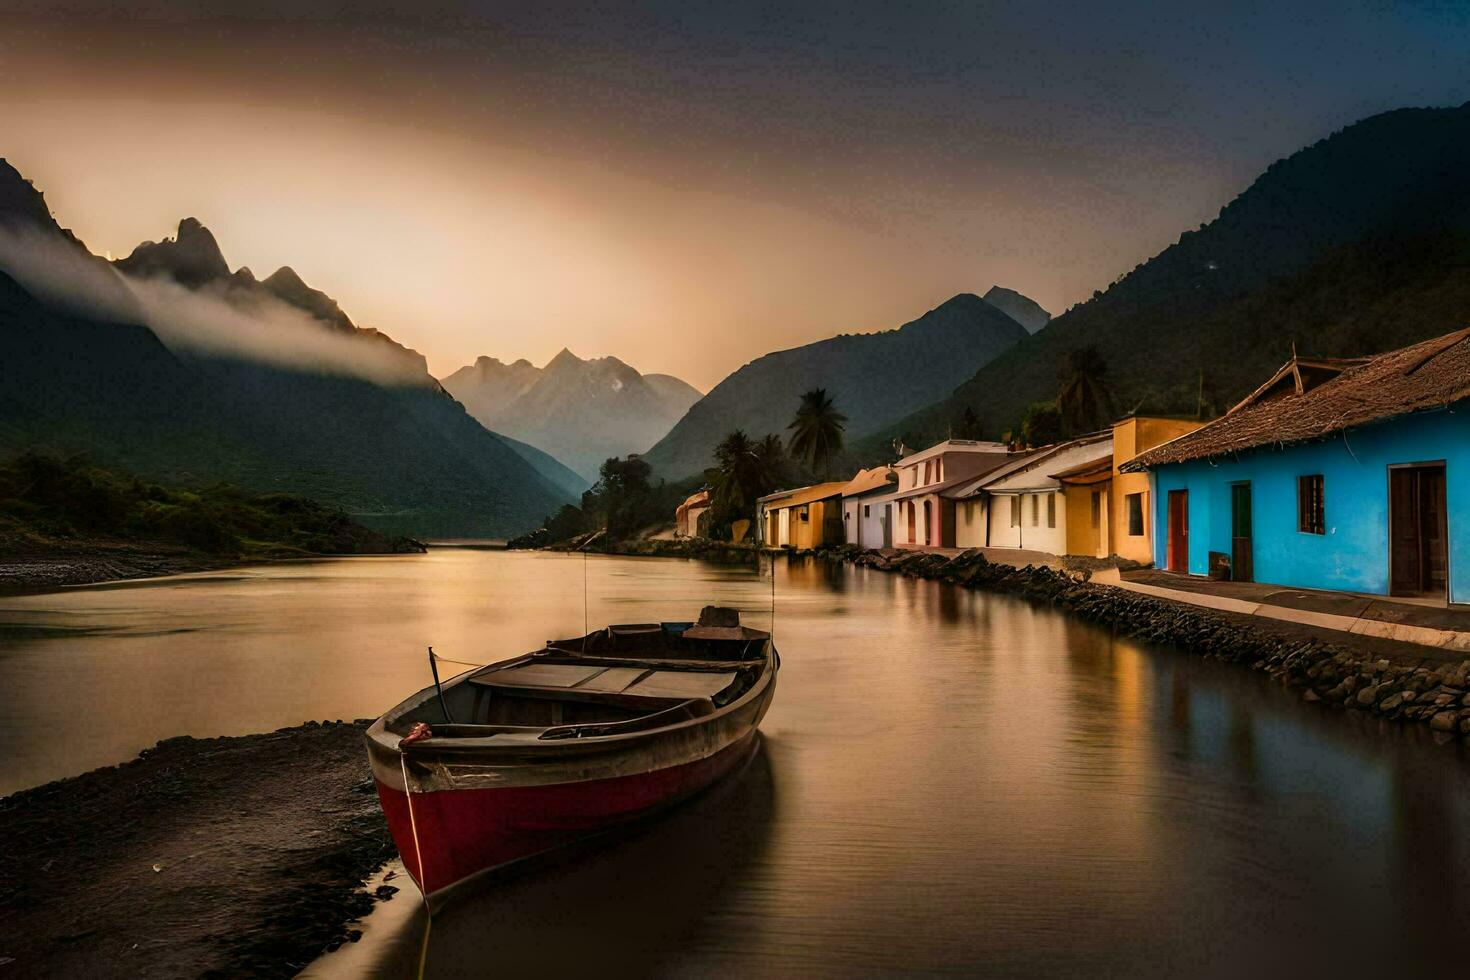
<box><xmin>366</xmin><ymin>638</ymin><xmax>776</xmax><ymax>760</ymax></box>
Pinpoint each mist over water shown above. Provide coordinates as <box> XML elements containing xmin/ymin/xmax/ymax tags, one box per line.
<box><xmin>0</xmin><ymin>223</ymin><xmax>430</xmax><ymax>385</ymax></box>
<box><xmin>3</xmin><ymin>551</ymin><xmax>1469</xmax><ymax>976</ymax></box>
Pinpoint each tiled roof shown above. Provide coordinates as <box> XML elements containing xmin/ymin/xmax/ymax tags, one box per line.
<box><xmin>1125</xmin><ymin>328</ymin><xmax>1470</xmax><ymax>471</ymax></box>
<box><xmin>756</xmin><ymin>481</ymin><xmax>848</xmax><ymax>508</ymax></box>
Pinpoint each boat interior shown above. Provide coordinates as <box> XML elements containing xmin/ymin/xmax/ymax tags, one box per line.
<box><xmin>391</xmin><ymin>608</ymin><xmax>771</xmax><ymax>743</ymax></box>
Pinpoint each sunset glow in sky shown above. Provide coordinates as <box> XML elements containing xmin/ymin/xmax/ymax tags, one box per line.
<box><xmin>4</xmin><ymin>2</ymin><xmax>1469</xmax><ymax>388</ymax></box>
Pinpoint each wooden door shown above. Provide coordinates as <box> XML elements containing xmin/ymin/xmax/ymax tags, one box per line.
<box><xmin>1390</xmin><ymin>466</ymin><xmax>1448</xmax><ymax>597</ymax></box>
<box><xmin>906</xmin><ymin>502</ymin><xmax>916</xmax><ymax>544</ymax></box>
<box><xmin>1167</xmin><ymin>490</ymin><xmax>1189</xmax><ymax>573</ymax></box>
<box><xmin>923</xmin><ymin>500</ymin><xmax>933</xmax><ymax>546</ymax></box>
<box><xmin>1231</xmin><ymin>483</ymin><xmax>1253</xmax><ymax>583</ymax></box>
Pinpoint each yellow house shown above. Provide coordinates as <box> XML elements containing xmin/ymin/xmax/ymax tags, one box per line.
<box><xmin>1053</xmin><ymin>416</ymin><xmax>1205</xmax><ymax>562</ymax></box>
<box><xmin>756</xmin><ymin>482</ymin><xmax>848</xmax><ymax>549</ymax></box>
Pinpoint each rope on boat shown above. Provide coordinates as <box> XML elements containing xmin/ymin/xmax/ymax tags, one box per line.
<box><xmin>427</xmin><ymin>654</ymin><xmax>490</xmax><ymax>669</ymax></box>
<box><xmin>398</xmin><ymin>751</ymin><xmax>433</xmax><ymax>916</ymax></box>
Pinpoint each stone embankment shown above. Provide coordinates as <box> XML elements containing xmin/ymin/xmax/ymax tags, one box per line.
<box><xmin>809</xmin><ymin>544</ymin><xmax>1470</xmax><ymax>740</ymax></box>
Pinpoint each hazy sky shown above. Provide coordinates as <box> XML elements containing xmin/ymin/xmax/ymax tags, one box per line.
<box><xmin>3</xmin><ymin>2</ymin><xmax>1469</xmax><ymax>388</ymax></box>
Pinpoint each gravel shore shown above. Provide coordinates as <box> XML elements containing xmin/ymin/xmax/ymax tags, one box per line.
<box><xmin>0</xmin><ymin>721</ymin><xmax>396</xmax><ymax>978</ymax></box>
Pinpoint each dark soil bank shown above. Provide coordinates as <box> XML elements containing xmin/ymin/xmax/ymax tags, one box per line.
<box><xmin>0</xmin><ymin>721</ymin><xmax>396</xmax><ymax>978</ymax></box>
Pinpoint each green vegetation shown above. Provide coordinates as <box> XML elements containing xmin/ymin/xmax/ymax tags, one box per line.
<box><xmin>0</xmin><ymin>452</ymin><xmax>423</xmax><ymax>557</ymax></box>
<box><xmin>510</xmin><ymin>455</ymin><xmax>688</xmax><ymax>548</ymax></box>
<box><xmin>704</xmin><ymin>431</ymin><xmax>790</xmax><ymax>539</ymax></box>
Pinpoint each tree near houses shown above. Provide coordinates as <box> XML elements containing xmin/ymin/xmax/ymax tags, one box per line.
<box><xmin>1057</xmin><ymin>346</ymin><xmax>1113</xmax><ymax>435</ymax></box>
<box><xmin>787</xmin><ymin>388</ymin><xmax>847</xmax><ymax>477</ymax></box>
<box><xmin>1019</xmin><ymin>401</ymin><xmax>1063</xmax><ymax>447</ymax></box>
<box><xmin>583</xmin><ymin>455</ymin><xmax>657</xmax><ymax>541</ymax></box>
<box><xmin>705</xmin><ymin>430</ymin><xmax>786</xmax><ymax>538</ymax></box>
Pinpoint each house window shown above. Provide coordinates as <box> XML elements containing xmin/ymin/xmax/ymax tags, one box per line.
<box><xmin>800</xmin><ymin>507</ymin><xmax>809</xmax><ymax>522</ymax></box>
<box><xmin>1126</xmin><ymin>493</ymin><xmax>1144</xmax><ymax>536</ymax></box>
<box><xmin>1298</xmin><ymin>475</ymin><xmax>1325</xmax><ymax>534</ymax></box>
<box><xmin>936</xmin><ymin>458</ymin><xmax>943</xmax><ymax>482</ymax></box>
<box><xmin>864</xmin><ymin>504</ymin><xmax>870</xmax><ymax>518</ymax></box>
<box><xmin>1010</xmin><ymin>497</ymin><xmax>1020</xmax><ymax>527</ymax></box>
<box><xmin>1047</xmin><ymin>493</ymin><xmax>1056</xmax><ymax>528</ymax></box>
<box><xmin>1090</xmin><ymin>491</ymin><xmax>1101</xmax><ymax>528</ymax></box>
<box><xmin>1031</xmin><ymin>495</ymin><xmax>1039</xmax><ymax>526</ymax></box>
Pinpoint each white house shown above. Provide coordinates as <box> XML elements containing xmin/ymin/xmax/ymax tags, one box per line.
<box><xmin>840</xmin><ymin>467</ymin><xmax>898</xmax><ymax>548</ymax></box>
<box><xmin>953</xmin><ymin>434</ymin><xmax>1112</xmax><ymax>555</ymax></box>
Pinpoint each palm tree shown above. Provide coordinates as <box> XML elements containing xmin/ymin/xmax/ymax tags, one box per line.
<box><xmin>706</xmin><ymin>430</ymin><xmax>760</xmax><ymax>523</ymax></box>
<box><xmin>787</xmin><ymin>388</ymin><xmax>847</xmax><ymax>475</ymax></box>
<box><xmin>753</xmin><ymin>433</ymin><xmax>787</xmax><ymax>490</ymax></box>
<box><xmin>1057</xmin><ymin>346</ymin><xmax>1112</xmax><ymax>435</ymax></box>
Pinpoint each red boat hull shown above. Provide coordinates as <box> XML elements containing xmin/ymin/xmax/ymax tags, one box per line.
<box><xmin>377</xmin><ymin>730</ymin><xmax>758</xmax><ymax>898</ymax></box>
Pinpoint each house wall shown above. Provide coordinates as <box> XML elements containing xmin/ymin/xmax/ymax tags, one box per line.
<box><xmin>1148</xmin><ymin>407</ymin><xmax>1470</xmax><ymax>602</ymax></box>
<box><xmin>955</xmin><ymin>498</ymin><xmax>987</xmax><ymax>548</ymax></box>
<box><xmin>1113</xmin><ymin>417</ymin><xmax>1202</xmax><ymax>563</ymax></box>
<box><xmin>1062</xmin><ymin>484</ymin><xmax>1108</xmax><ymax>557</ymax></box>
<box><xmin>986</xmin><ymin>490</ymin><xmax>1066</xmax><ymax>554</ymax></box>
<box><xmin>894</xmin><ymin>493</ymin><xmax>947</xmax><ymax>548</ymax></box>
<box><xmin>846</xmin><ymin>496</ymin><xmax>890</xmax><ymax>548</ymax></box>
<box><xmin>686</xmin><ymin>506</ymin><xmax>708</xmax><ymax>538</ymax></box>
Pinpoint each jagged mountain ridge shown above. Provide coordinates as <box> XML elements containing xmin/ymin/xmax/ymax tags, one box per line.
<box><xmin>0</xmin><ymin>159</ymin><xmax>573</xmax><ymax>536</ymax></box>
<box><xmin>441</xmin><ymin>349</ymin><xmax>702</xmax><ymax>483</ymax></box>
<box><xmin>639</xmin><ymin>292</ymin><xmax>1031</xmax><ymax>481</ymax></box>
<box><xmin>875</xmin><ymin>102</ymin><xmax>1470</xmax><ymax>448</ymax></box>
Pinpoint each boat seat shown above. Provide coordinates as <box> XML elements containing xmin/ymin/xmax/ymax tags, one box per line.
<box><xmin>538</xmin><ymin>697</ymin><xmax>715</xmax><ymax>740</ymax></box>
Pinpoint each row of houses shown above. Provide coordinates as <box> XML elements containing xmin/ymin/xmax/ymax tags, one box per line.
<box><xmin>753</xmin><ymin>414</ymin><xmax>1200</xmax><ymax>564</ymax></box>
<box><xmin>696</xmin><ymin>328</ymin><xmax>1470</xmax><ymax>607</ymax></box>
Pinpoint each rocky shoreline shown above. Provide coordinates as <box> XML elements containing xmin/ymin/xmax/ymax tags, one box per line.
<box><xmin>809</xmin><ymin>544</ymin><xmax>1470</xmax><ymax>740</ymax></box>
<box><xmin>0</xmin><ymin>721</ymin><xmax>396</xmax><ymax>978</ymax></box>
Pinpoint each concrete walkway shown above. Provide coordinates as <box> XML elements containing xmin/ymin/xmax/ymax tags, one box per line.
<box><xmin>1097</xmin><ymin>568</ymin><xmax>1470</xmax><ymax>653</ymax></box>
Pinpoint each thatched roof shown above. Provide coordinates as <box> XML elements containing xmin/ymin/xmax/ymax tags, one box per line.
<box><xmin>1125</xmin><ymin>327</ymin><xmax>1470</xmax><ymax>471</ymax></box>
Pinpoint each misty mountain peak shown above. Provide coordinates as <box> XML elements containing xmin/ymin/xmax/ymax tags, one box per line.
<box><xmin>116</xmin><ymin>216</ymin><xmax>230</xmax><ymax>288</ymax></box>
<box><xmin>982</xmin><ymin>285</ymin><xmax>1052</xmax><ymax>333</ymax></box>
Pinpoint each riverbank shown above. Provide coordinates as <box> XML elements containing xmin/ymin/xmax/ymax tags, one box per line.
<box><xmin>0</xmin><ymin>538</ymin><xmax>425</xmax><ymax>595</ymax></box>
<box><xmin>0</xmin><ymin>721</ymin><xmax>396</xmax><ymax>978</ymax></box>
<box><xmin>811</xmin><ymin>543</ymin><xmax>1470</xmax><ymax>738</ymax></box>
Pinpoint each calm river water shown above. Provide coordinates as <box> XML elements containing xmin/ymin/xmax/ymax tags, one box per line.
<box><xmin>4</xmin><ymin>548</ymin><xmax>1470</xmax><ymax>976</ymax></box>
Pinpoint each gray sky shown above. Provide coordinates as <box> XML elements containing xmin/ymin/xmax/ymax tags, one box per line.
<box><xmin>3</xmin><ymin>1</ymin><xmax>1468</xmax><ymax>387</ymax></box>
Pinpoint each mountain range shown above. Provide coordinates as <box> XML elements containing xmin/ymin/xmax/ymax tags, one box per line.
<box><xmin>879</xmin><ymin>102</ymin><xmax>1470</xmax><ymax>448</ymax></box>
<box><xmin>0</xmin><ymin>160</ymin><xmax>575</xmax><ymax>536</ymax></box>
<box><xmin>640</xmin><ymin>291</ymin><xmax>1038</xmax><ymax>480</ymax></box>
<box><xmin>442</xmin><ymin>350</ymin><xmax>701</xmax><ymax>483</ymax></box>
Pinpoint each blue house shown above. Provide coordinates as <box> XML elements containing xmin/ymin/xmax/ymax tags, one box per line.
<box><xmin>1125</xmin><ymin>329</ymin><xmax>1470</xmax><ymax>605</ymax></box>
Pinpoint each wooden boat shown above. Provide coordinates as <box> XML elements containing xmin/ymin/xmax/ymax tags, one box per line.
<box><xmin>365</xmin><ymin>606</ymin><xmax>777</xmax><ymax>904</ymax></box>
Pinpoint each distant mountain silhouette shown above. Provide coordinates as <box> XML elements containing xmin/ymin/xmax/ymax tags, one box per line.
<box><xmin>982</xmin><ymin>285</ymin><xmax>1051</xmax><ymax>333</ymax></box>
<box><xmin>640</xmin><ymin>293</ymin><xmax>1028</xmax><ymax>480</ymax></box>
<box><xmin>0</xmin><ymin>160</ymin><xmax>572</xmax><ymax>536</ymax></box>
<box><xmin>878</xmin><ymin>102</ymin><xmax>1470</xmax><ymax>447</ymax></box>
<box><xmin>442</xmin><ymin>349</ymin><xmax>701</xmax><ymax>482</ymax></box>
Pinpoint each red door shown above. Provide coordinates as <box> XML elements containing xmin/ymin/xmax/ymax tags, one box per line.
<box><xmin>1167</xmin><ymin>490</ymin><xmax>1189</xmax><ymax>573</ymax></box>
